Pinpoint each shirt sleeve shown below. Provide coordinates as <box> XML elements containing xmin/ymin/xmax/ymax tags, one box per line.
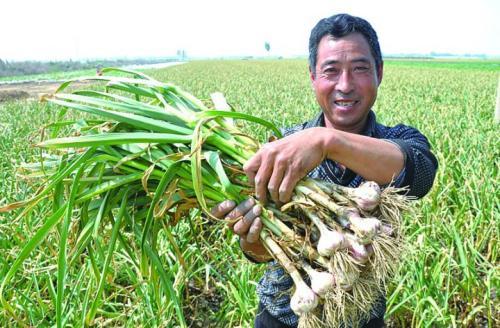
<box><xmin>386</xmin><ymin>125</ymin><xmax>438</xmax><ymax>199</ymax></box>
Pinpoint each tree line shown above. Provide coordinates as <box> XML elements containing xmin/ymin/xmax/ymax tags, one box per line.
<box><xmin>0</xmin><ymin>58</ymin><xmax>176</xmax><ymax>78</ymax></box>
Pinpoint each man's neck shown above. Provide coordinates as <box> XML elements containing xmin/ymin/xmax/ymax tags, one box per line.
<box><xmin>324</xmin><ymin>118</ymin><xmax>368</xmax><ymax>134</ymax></box>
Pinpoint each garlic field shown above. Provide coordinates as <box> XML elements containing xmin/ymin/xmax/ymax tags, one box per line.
<box><xmin>0</xmin><ymin>59</ymin><xmax>498</xmax><ymax>327</ymax></box>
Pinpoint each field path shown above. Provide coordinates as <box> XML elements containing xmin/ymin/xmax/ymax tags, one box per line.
<box><xmin>0</xmin><ymin>61</ymin><xmax>186</xmax><ymax>103</ymax></box>
<box><xmin>0</xmin><ymin>80</ymin><xmax>91</xmax><ymax>102</ymax></box>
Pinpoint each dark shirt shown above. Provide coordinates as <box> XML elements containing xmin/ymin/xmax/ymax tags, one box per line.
<box><xmin>255</xmin><ymin>110</ymin><xmax>438</xmax><ymax>326</ymax></box>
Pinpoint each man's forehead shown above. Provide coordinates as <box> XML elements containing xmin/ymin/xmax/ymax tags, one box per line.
<box><xmin>320</xmin><ymin>33</ymin><xmax>369</xmax><ymax>48</ymax></box>
<box><xmin>317</xmin><ymin>33</ymin><xmax>373</xmax><ymax>63</ymax></box>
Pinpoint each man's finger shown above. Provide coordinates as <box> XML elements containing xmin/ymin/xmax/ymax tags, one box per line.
<box><xmin>233</xmin><ymin>205</ymin><xmax>261</xmax><ymax>236</ymax></box>
<box><xmin>268</xmin><ymin>159</ymin><xmax>286</xmax><ymax>204</ymax></box>
<box><xmin>210</xmin><ymin>200</ymin><xmax>236</xmax><ymax>218</ymax></box>
<box><xmin>243</xmin><ymin>154</ymin><xmax>261</xmax><ymax>187</ymax></box>
<box><xmin>246</xmin><ymin>218</ymin><xmax>263</xmax><ymax>243</ymax></box>
<box><xmin>225</xmin><ymin>198</ymin><xmax>255</xmax><ymax>228</ymax></box>
<box><xmin>254</xmin><ymin>159</ymin><xmax>274</xmax><ymax>204</ymax></box>
<box><xmin>279</xmin><ymin>168</ymin><xmax>301</xmax><ymax>203</ymax></box>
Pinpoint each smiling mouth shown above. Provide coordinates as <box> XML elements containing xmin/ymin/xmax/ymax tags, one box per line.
<box><xmin>334</xmin><ymin>100</ymin><xmax>358</xmax><ymax>107</ymax></box>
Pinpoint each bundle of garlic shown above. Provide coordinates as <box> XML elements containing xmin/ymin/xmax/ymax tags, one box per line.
<box><xmin>258</xmin><ymin>178</ymin><xmax>410</xmax><ymax>327</ymax></box>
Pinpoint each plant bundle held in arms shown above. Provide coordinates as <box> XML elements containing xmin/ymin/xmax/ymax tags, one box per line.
<box><xmin>0</xmin><ymin>67</ymin><xmax>411</xmax><ymax>327</ymax></box>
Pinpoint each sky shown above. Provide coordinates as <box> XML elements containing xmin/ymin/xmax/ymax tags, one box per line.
<box><xmin>1</xmin><ymin>0</ymin><xmax>499</xmax><ymax>61</ymax></box>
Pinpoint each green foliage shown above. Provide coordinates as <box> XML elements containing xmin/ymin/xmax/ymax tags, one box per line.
<box><xmin>0</xmin><ymin>59</ymin><xmax>498</xmax><ymax>327</ymax></box>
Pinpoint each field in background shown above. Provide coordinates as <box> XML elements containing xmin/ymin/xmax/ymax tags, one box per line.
<box><xmin>0</xmin><ymin>59</ymin><xmax>498</xmax><ymax>327</ymax></box>
<box><xmin>0</xmin><ymin>68</ymin><xmax>98</xmax><ymax>83</ymax></box>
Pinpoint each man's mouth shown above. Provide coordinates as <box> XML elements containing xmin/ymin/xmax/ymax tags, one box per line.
<box><xmin>334</xmin><ymin>100</ymin><xmax>358</xmax><ymax>108</ymax></box>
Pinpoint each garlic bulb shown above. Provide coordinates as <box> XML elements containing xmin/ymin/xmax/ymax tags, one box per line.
<box><xmin>350</xmin><ymin>181</ymin><xmax>381</xmax><ymax>211</ymax></box>
<box><xmin>348</xmin><ymin>212</ymin><xmax>381</xmax><ymax>243</ymax></box>
<box><xmin>290</xmin><ymin>280</ymin><xmax>319</xmax><ymax>316</ymax></box>
<box><xmin>302</xmin><ymin>208</ymin><xmax>346</xmax><ymax>256</ymax></box>
<box><xmin>302</xmin><ymin>262</ymin><xmax>335</xmax><ymax>297</ymax></box>
<box><xmin>317</xmin><ymin>228</ymin><xmax>347</xmax><ymax>257</ymax></box>
<box><xmin>346</xmin><ymin>235</ymin><xmax>372</xmax><ymax>264</ymax></box>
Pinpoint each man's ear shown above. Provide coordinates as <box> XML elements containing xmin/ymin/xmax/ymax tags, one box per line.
<box><xmin>377</xmin><ymin>62</ymin><xmax>384</xmax><ymax>85</ymax></box>
<box><xmin>309</xmin><ymin>66</ymin><xmax>316</xmax><ymax>82</ymax></box>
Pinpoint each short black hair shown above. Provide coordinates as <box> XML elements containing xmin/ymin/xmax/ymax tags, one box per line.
<box><xmin>309</xmin><ymin>13</ymin><xmax>382</xmax><ymax>76</ymax></box>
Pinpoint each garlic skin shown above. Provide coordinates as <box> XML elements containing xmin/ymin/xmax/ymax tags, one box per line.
<box><xmin>301</xmin><ymin>207</ymin><xmax>347</xmax><ymax>257</ymax></box>
<box><xmin>309</xmin><ymin>270</ymin><xmax>335</xmax><ymax>297</ymax></box>
<box><xmin>290</xmin><ymin>281</ymin><xmax>319</xmax><ymax>316</ymax></box>
<box><xmin>317</xmin><ymin>229</ymin><xmax>346</xmax><ymax>257</ymax></box>
<box><xmin>302</xmin><ymin>261</ymin><xmax>336</xmax><ymax>297</ymax></box>
<box><xmin>349</xmin><ymin>213</ymin><xmax>381</xmax><ymax>243</ymax></box>
<box><xmin>351</xmin><ymin>181</ymin><xmax>381</xmax><ymax>211</ymax></box>
<box><xmin>348</xmin><ymin>238</ymin><xmax>371</xmax><ymax>264</ymax></box>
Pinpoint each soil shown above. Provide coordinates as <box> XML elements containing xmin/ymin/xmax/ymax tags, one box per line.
<box><xmin>0</xmin><ymin>80</ymin><xmax>91</xmax><ymax>102</ymax></box>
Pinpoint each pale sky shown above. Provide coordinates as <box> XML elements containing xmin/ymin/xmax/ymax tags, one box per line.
<box><xmin>1</xmin><ymin>0</ymin><xmax>499</xmax><ymax>61</ymax></box>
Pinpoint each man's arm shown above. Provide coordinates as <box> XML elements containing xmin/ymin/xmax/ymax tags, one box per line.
<box><xmin>323</xmin><ymin>129</ymin><xmax>405</xmax><ymax>184</ymax></box>
<box><xmin>379</xmin><ymin>125</ymin><xmax>438</xmax><ymax>198</ymax></box>
<box><xmin>244</xmin><ymin>127</ymin><xmax>406</xmax><ymax>204</ymax></box>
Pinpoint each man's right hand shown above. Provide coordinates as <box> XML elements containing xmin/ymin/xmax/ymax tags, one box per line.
<box><xmin>211</xmin><ymin>198</ymin><xmax>272</xmax><ymax>262</ymax></box>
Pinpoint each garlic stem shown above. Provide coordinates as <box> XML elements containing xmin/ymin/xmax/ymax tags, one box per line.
<box><xmin>295</xmin><ymin>184</ymin><xmax>380</xmax><ymax>243</ymax></box>
<box><xmin>302</xmin><ymin>178</ymin><xmax>381</xmax><ymax>212</ymax></box>
<box><xmin>264</xmin><ymin>209</ymin><xmax>335</xmax><ymax>272</ymax></box>
<box><xmin>261</xmin><ymin>230</ymin><xmax>318</xmax><ymax>315</ymax></box>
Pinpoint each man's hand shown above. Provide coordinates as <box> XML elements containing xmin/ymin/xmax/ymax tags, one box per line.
<box><xmin>243</xmin><ymin>128</ymin><xmax>329</xmax><ymax>204</ymax></box>
<box><xmin>211</xmin><ymin>198</ymin><xmax>272</xmax><ymax>262</ymax></box>
<box><xmin>243</xmin><ymin>126</ymin><xmax>406</xmax><ymax>205</ymax></box>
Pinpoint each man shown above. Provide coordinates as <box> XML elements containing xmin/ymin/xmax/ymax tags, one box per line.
<box><xmin>212</xmin><ymin>13</ymin><xmax>438</xmax><ymax>327</ymax></box>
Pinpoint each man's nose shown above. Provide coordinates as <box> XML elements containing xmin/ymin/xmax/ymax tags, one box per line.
<box><xmin>335</xmin><ymin>70</ymin><xmax>354</xmax><ymax>94</ymax></box>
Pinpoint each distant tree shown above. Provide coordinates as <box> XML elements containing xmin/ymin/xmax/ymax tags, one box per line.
<box><xmin>177</xmin><ymin>49</ymin><xmax>187</xmax><ymax>61</ymax></box>
<box><xmin>264</xmin><ymin>41</ymin><xmax>271</xmax><ymax>55</ymax></box>
<box><xmin>96</xmin><ymin>64</ymin><xmax>103</xmax><ymax>76</ymax></box>
<box><xmin>0</xmin><ymin>59</ymin><xmax>6</xmax><ymax>76</ymax></box>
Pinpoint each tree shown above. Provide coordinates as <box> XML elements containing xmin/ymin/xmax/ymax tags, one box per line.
<box><xmin>0</xmin><ymin>59</ymin><xmax>6</xmax><ymax>76</ymax></box>
<box><xmin>177</xmin><ymin>49</ymin><xmax>187</xmax><ymax>61</ymax></box>
<box><xmin>264</xmin><ymin>42</ymin><xmax>271</xmax><ymax>55</ymax></box>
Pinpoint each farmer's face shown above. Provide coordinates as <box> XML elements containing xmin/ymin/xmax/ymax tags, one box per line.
<box><xmin>310</xmin><ymin>33</ymin><xmax>383</xmax><ymax>133</ymax></box>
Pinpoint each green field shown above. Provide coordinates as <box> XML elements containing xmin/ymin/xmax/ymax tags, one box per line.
<box><xmin>0</xmin><ymin>59</ymin><xmax>498</xmax><ymax>327</ymax></box>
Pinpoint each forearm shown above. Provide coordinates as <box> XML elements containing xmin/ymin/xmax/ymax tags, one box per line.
<box><xmin>321</xmin><ymin>128</ymin><xmax>405</xmax><ymax>185</ymax></box>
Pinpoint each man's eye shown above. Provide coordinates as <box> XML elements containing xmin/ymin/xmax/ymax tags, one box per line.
<box><xmin>324</xmin><ymin>68</ymin><xmax>338</xmax><ymax>74</ymax></box>
<box><xmin>354</xmin><ymin>66</ymin><xmax>369</xmax><ymax>72</ymax></box>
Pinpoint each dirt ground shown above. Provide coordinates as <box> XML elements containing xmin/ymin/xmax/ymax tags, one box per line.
<box><xmin>0</xmin><ymin>80</ymin><xmax>90</xmax><ymax>102</ymax></box>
